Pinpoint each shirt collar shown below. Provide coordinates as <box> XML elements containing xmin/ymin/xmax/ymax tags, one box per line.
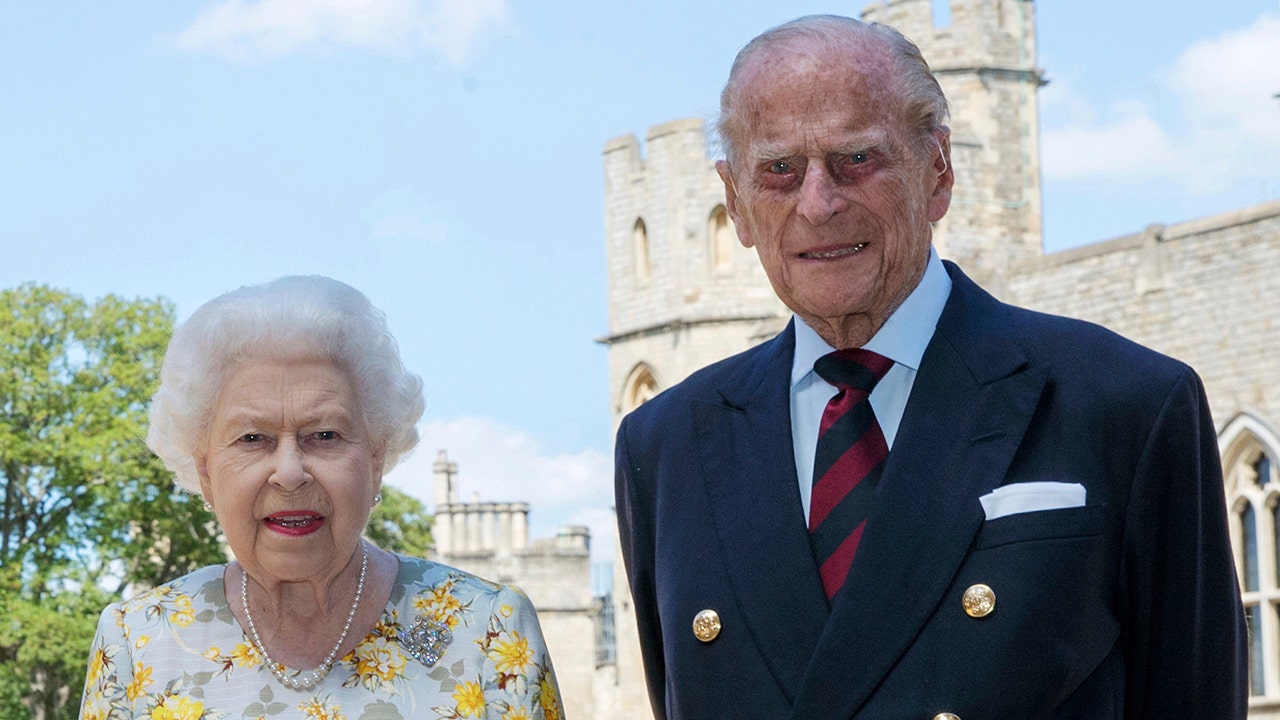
<box><xmin>791</xmin><ymin>247</ymin><xmax>952</xmax><ymax>387</ymax></box>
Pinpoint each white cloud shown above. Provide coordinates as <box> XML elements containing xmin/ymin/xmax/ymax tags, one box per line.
<box><xmin>1170</xmin><ymin>14</ymin><xmax>1280</xmax><ymax>144</ymax></box>
<box><xmin>383</xmin><ymin>416</ymin><xmax>616</xmax><ymax>562</ymax></box>
<box><xmin>175</xmin><ymin>0</ymin><xmax>507</xmax><ymax>64</ymax></box>
<box><xmin>1041</xmin><ymin>110</ymin><xmax>1175</xmax><ymax>181</ymax></box>
<box><xmin>1041</xmin><ymin>12</ymin><xmax>1280</xmax><ymax>193</ymax></box>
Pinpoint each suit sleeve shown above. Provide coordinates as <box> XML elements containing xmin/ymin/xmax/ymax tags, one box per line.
<box><xmin>614</xmin><ymin>415</ymin><xmax>668</xmax><ymax>720</ymax></box>
<box><xmin>1120</xmin><ymin>368</ymin><xmax>1247</xmax><ymax>718</ymax></box>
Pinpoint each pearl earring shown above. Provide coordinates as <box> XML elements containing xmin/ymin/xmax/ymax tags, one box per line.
<box><xmin>373</xmin><ymin>493</ymin><xmax>382</xmax><ymax>505</ymax></box>
<box><xmin>203</xmin><ymin>500</ymin><xmax>213</xmax><ymax>512</ymax></box>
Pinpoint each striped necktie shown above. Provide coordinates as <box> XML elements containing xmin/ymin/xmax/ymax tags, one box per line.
<box><xmin>809</xmin><ymin>349</ymin><xmax>894</xmax><ymax>600</ymax></box>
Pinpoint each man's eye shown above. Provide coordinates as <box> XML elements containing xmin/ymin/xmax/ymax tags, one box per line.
<box><xmin>768</xmin><ymin>160</ymin><xmax>793</xmax><ymax>174</ymax></box>
<box><xmin>833</xmin><ymin>151</ymin><xmax>875</xmax><ymax>180</ymax></box>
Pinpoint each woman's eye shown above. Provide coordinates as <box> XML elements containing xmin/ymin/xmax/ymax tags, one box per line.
<box><xmin>240</xmin><ymin>433</ymin><xmax>263</xmax><ymax>443</ymax></box>
<box><xmin>314</xmin><ymin>430</ymin><xmax>339</xmax><ymax>441</ymax></box>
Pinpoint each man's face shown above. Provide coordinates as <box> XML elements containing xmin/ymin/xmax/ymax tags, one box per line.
<box><xmin>717</xmin><ymin>43</ymin><xmax>952</xmax><ymax>346</ymax></box>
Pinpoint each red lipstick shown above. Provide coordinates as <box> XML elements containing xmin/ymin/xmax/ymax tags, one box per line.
<box><xmin>264</xmin><ymin>511</ymin><xmax>325</xmax><ymax>537</ymax></box>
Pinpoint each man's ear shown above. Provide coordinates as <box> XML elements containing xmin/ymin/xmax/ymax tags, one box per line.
<box><xmin>928</xmin><ymin>127</ymin><xmax>954</xmax><ymax>223</ymax></box>
<box><xmin>716</xmin><ymin>160</ymin><xmax>755</xmax><ymax>249</ymax></box>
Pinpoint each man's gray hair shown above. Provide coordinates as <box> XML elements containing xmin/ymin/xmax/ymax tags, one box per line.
<box><xmin>147</xmin><ymin>275</ymin><xmax>425</xmax><ymax>493</ymax></box>
<box><xmin>717</xmin><ymin>14</ymin><xmax>950</xmax><ymax>168</ymax></box>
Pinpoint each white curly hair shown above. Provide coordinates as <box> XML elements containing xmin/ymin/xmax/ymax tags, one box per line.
<box><xmin>146</xmin><ymin>275</ymin><xmax>424</xmax><ymax>493</ymax></box>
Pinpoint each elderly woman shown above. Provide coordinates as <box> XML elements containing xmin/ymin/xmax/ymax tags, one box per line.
<box><xmin>79</xmin><ymin>276</ymin><xmax>563</xmax><ymax>720</ymax></box>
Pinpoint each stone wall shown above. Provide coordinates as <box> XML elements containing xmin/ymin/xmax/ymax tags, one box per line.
<box><xmin>1007</xmin><ymin>201</ymin><xmax>1280</xmax><ymax>433</ymax></box>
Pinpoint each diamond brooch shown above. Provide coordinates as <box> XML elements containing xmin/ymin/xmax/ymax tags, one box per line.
<box><xmin>397</xmin><ymin>616</ymin><xmax>453</xmax><ymax>667</ymax></box>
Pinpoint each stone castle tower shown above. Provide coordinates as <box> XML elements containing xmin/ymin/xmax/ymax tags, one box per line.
<box><xmin>869</xmin><ymin>0</ymin><xmax>1045</xmax><ymax>290</ymax></box>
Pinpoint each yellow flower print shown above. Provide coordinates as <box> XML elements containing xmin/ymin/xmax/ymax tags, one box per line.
<box><xmin>502</xmin><ymin>708</ymin><xmax>532</xmax><ymax>720</ymax></box>
<box><xmin>491</xmin><ymin>632</ymin><xmax>533</xmax><ymax>675</ymax></box>
<box><xmin>152</xmin><ymin>695</ymin><xmax>204</xmax><ymax>720</ymax></box>
<box><xmin>134</xmin><ymin>635</ymin><xmax>151</xmax><ymax>650</ymax></box>
<box><xmin>231</xmin><ymin>642</ymin><xmax>262</xmax><ymax>668</ymax></box>
<box><xmin>354</xmin><ymin>636</ymin><xmax>406</xmax><ymax>683</ymax></box>
<box><xmin>452</xmin><ymin>680</ymin><xmax>486</xmax><ymax>718</ymax></box>
<box><xmin>539</xmin><ymin>675</ymin><xmax>562</xmax><ymax>720</ymax></box>
<box><xmin>416</xmin><ymin>585</ymin><xmax>464</xmax><ymax>629</ymax></box>
<box><xmin>499</xmin><ymin>604</ymin><xmax>513</xmax><ymax>618</ymax></box>
<box><xmin>85</xmin><ymin>646</ymin><xmax>110</xmax><ymax>685</ymax></box>
<box><xmin>125</xmin><ymin>662</ymin><xmax>154</xmax><ymax>702</ymax></box>
<box><xmin>169</xmin><ymin>594</ymin><xmax>195</xmax><ymax>627</ymax></box>
<box><xmin>202</xmin><ymin>646</ymin><xmax>221</xmax><ymax>661</ymax></box>
<box><xmin>372</xmin><ymin>613</ymin><xmax>399</xmax><ymax>639</ymax></box>
<box><xmin>298</xmin><ymin>696</ymin><xmax>347</xmax><ymax>720</ymax></box>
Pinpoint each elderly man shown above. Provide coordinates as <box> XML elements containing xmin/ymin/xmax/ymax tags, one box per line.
<box><xmin>614</xmin><ymin>15</ymin><xmax>1246</xmax><ymax>720</ymax></box>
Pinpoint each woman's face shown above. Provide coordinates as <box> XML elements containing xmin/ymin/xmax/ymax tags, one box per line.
<box><xmin>197</xmin><ymin>356</ymin><xmax>382</xmax><ymax>585</ymax></box>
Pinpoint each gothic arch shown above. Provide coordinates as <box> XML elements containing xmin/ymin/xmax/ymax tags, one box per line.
<box><xmin>620</xmin><ymin>363</ymin><xmax>659</xmax><ymax>415</ymax></box>
<box><xmin>1221</xmin><ymin>412</ymin><xmax>1280</xmax><ymax>494</ymax></box>
<box><xmin>632</xmin><ymin>218</ymin><xmax>651</xmax><ymax>282</ymax></box>
<box><xmin>708</xmin><ymin>205</ymin><xmax>737</xmax><ymax>273</ymax></box>
<box><xmin>1219</xmin><ymin>411</ymin><xmax>1280</xmax><ymax>699</ymax></box>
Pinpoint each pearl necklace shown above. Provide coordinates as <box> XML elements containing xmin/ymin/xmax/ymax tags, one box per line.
<box><xmin>241</xmin><ymin>541</ymin><xmax>368</xmax><ymax>691</ymax></box>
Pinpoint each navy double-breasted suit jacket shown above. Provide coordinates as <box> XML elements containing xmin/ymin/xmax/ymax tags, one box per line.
<box><xmin>615</xmin><ymin>262</ymin><xmax>1247</xmax><ymax>719</ymax></box>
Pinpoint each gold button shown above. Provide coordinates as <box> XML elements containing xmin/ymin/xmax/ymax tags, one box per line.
<box><xmin>933</xmin><ymin>714</ymin><xmax>961</xmax><ymax>720</ymax></box>
<box><xmin>692</xmin><ymin>609</ymin><xmax>721</xmax><ymax>642</ymax></box>
<box><xmin>962</xmin><ymin>583</ymin><xmax>995</xmax><ymax>618</ymax></box>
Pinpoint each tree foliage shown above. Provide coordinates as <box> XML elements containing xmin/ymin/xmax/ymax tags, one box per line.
<box><xmin>0</xmin><ymin>284</ymin><xmax>226</xmax><ymax>593</ymax></box>
<box><xmin>0</xmin><ymin>564</ymin><xmax>108</xmax><ymax>720</ymax></box>
<box><xmin>0</xmin><ymin>284</ymin><xmax>227</xmax><ymax>719</ymax></box>
<box><xmin>366</xmin><ymin>485</ymin><xmax>434</xmax><ymax>558</ymax></box>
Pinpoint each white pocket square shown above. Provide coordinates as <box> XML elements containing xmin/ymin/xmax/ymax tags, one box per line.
<box><xmin>979</xmin><ymin>482</ymin><xmax>1087</xmax><ymax>520</ymax></box>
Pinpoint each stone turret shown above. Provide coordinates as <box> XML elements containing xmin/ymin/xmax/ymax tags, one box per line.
<box><xmin>600</xmin><ymin>119</ymin><xmax>787</xmax><ymax>427</ymax></box>
<box><xmin>863</xmin><ymin>0</ymin><xmax>1045</xmax><ymax>291</ymax></box>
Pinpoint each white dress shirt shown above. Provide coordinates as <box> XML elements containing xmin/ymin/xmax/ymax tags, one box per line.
<box><xmin>790</xmin><ymin>248</ymin><xmax>952</xmax><ymax>520</ymax></box>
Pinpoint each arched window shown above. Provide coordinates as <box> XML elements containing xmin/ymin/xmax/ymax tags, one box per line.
<box><xmin>621</xmin><ymin>364</ymin><xmax>659</xmax><ymax>414</ymax></box>
<box><xmin>632</xmin><ymin>218</ymin><xmax>651</xmax><ymax>282</ymax></box>
<box><xmin>1253</xmin><ymin>605</ymin><xmax>1267</xmax><ymax>696</ymax></box>
<box><xmin>1221</xmin><ymin>413</ymin><xmax>1280</xmax><ymax>702</ymax></box>
<box><xmin>1243</xmin><ymin>502</ymin><xmax>1260</xmax><ymax>592</ymax></box>
<box><xmin>709</xmin><ymin>205</ymin><xmax>736</xmax><ymax>273</ymax></box>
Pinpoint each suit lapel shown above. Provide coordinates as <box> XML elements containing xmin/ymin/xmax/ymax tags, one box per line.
<box><xmin>789</xmin><ymin>264</ymin><xmax>1049</xmax><ymax>719</ymax></box>
<box><xmin>692</xmin><ymin>323</ymin><xmax>831</xmax><ymax>704</ymax></box>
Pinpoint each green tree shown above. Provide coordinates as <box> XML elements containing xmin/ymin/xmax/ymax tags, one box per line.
<box><xmin>0</xmin><ymin>285</ymin><xmax>225</xmax><ymax>593</ymax></box>
<box><xmin>0</xmin><ymin>564</ymin><xmax>108</xmax><ymax>720</ymax></box>
<box><xmin>366</xmin><ymin>485</ymin><xmax>434</xmax><ymax>557</ymax></box>
<box><xmin>0</xmin><ymin>284</ymin><xmax>227</xmax><ymax>719</ymax></box>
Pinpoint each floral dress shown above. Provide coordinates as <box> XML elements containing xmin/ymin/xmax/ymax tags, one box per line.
<box><xmin>79</xmin><ymin>555</ymin><xmax>563</xmax><ymax>720</ymax></box>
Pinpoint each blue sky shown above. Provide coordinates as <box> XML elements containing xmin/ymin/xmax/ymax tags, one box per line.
<box><xmin>2</xmin><ymin>1</ymin><xmax>1277</xmax><ymax>562</ymax></box>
